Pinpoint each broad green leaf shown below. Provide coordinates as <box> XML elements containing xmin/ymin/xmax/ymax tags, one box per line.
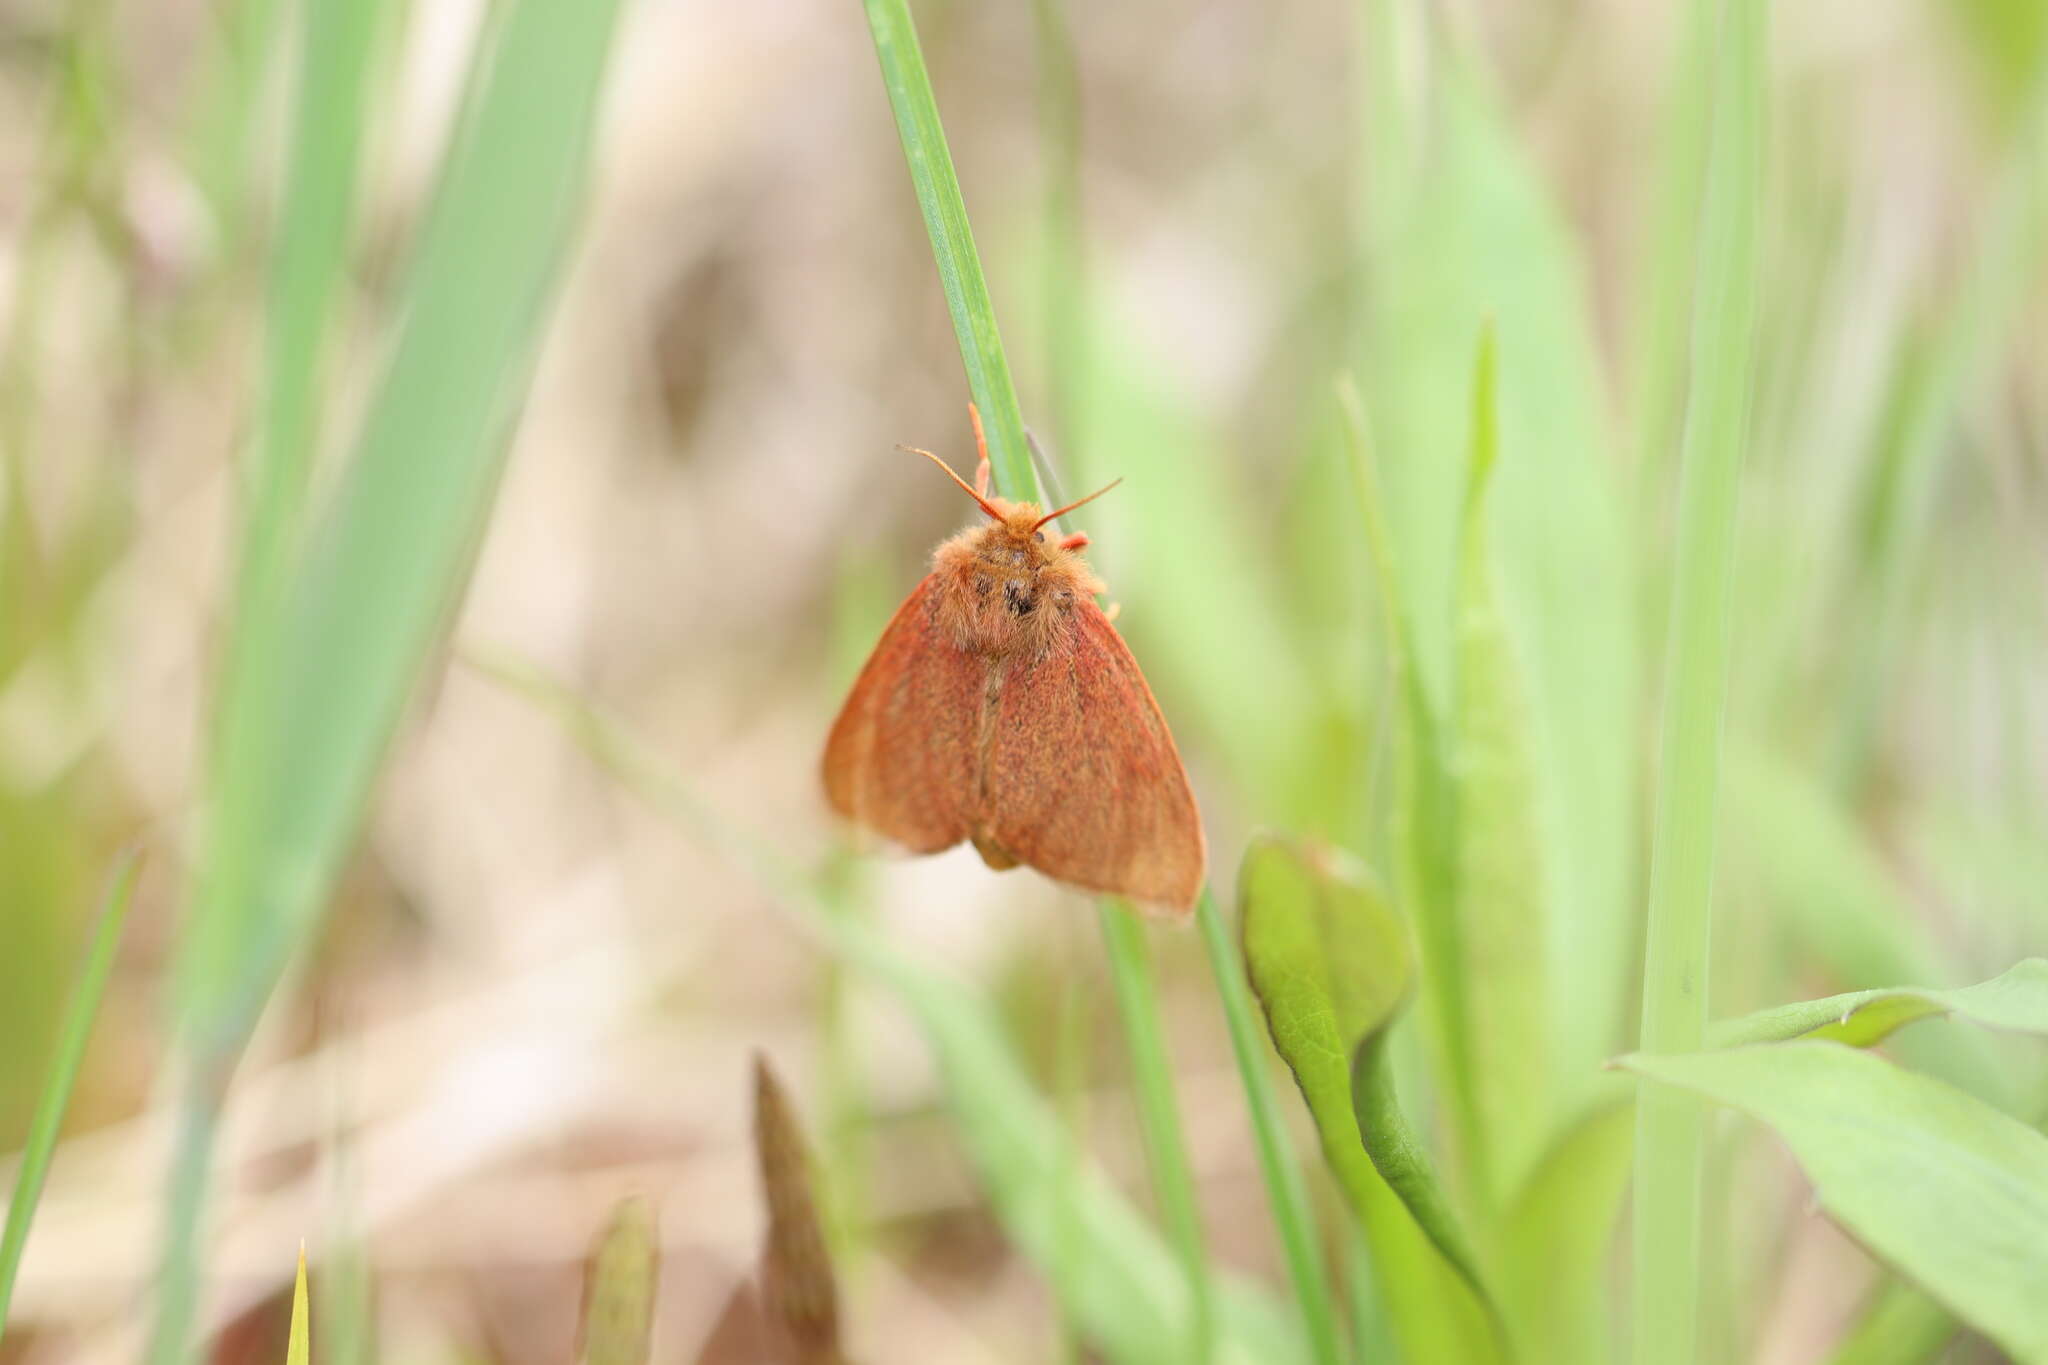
<box><xmin>1711</xmin><ymin>959</ymin><xmax>2048</xmax><ymax>1049</ymax></box>
<box><xmin>1451</xmin><ymin>327</ymin><xmax>1550</xmax><ymax>1200</ymax></box>
<box><xmin>1238</xmin><ymin>835</ymin><xmax>1499</xmax><ymax>1364</ymax></box>
<box><xmin>580</xmin><ymin>1199</ymin><xmax>659</xmax><ymax>1365</ymax></box>
<box><xmin>1623</xmin><ymin>1042</ymin><xmax>2048</xmax><ymax>1364</ymax></box>
<box><xmin>285</xmin><ymin>1246</ymin><xmax>309</xmax><ymax>1365</ymax></box>
<box><xmin>1499</xmin><ymin>1100</ymin><xmax>1633</xmax><ymax>1365</ymax></box>
<box><xmin>0</xmin><ymin>851</ymin><xmax>140</xmax><ymax>1342</ymax></box>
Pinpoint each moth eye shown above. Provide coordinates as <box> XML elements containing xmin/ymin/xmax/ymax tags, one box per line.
<box><xmin>1034</xmin><ymin>531</ymin><xmax>1046</xmax><ymax>543</ymax></box>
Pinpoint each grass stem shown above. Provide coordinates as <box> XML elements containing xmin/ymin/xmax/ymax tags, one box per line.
<box><xmin>1631</xmin><ymin>3</ymin><xmax>1765</xmax><ymax>1362</ymax></box>
<box><xmin>0</xmin><ymin>851</ymin><xmax>140</xmax><ymax>1342</ymax></box>
<box><xmin>1098</xmin><ymin>904</ymin><xmax>1215</xmax><ymax>1362</ymax></box>
<box><xmin>1197</xmin><ymin>889</ymin><xmax>1347</xmax><ymax>1365</ymax></box>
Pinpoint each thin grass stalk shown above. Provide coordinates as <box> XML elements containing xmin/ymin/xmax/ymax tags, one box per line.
<box><xmin>861</xmin><ymin>0</ymin><xmax>1032</xmax><ymax>485</ymax></box>
<box><xmin>1196</xmin><ymin>889</ymin><xmax>1347</xmax><ymax>1365</ymax></box>
<box><xmin>1626</xmin><ymin>0</ymin><xmax>1718</xmax><ymax>505</ymax></box>
<box><xmin>1028</xmin><ymin>0</ymin><xmax>1086</xmax><ymax>450</ymax></box>
<box><xmin>1098</xmin><ymin>904</ymin><xmax>1216</xmax><ymax>1362</ymax></box>
<box><xmin>1631</xmin><ymin>3</ymin><xmax>1765</xmax><ymax>1363</ymax></box>
<box><xmin>0</xmin><ymin>851</ymin><xmax>140</xmax><ymax>1341</ymax></box>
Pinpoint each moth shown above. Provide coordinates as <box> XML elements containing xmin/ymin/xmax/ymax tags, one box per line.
<box><xmin>822</xmin><ymin>407</ymin><xmax>1205</xmax><ymax>914</ymax></box>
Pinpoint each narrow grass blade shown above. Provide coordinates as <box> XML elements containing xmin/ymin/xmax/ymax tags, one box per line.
<box><xmin>181</xmin><ymin>0</ymin><xmax>629</xmax><ymax>1047</ymax></box>
<box><xmin>284</xmin><ymin>1245</ymin><xmax>309</xmax><ymax>1365</ymax></box>
<box><xmin>859</xmin><ymin>0</ymin><xmax>1033</xmax><ymax>497</ymax></box>
<box><xmin>232</xmin><ymin>0</ymin><xmax>386</xmax><ymax>621</ymax></box>
<box><xmin>0</xmin><ymin>849</ymin><xmax>139</xmax><ymax>1341</ymax></box>
<box><xmin>1098</xmin><ymin>905</ymin><xmax>1215</xmax><ymax>1363</ymax></box>
<box><xmin>1237</xmin><ymin>835</ymin><xmax>1501</xmax><ymax>1363</ymax></box>
<box><xmin>157</xmin><ymin>2</ymin><xmax>627</xmax><ymax>1358</ymax></box>
<box><xmin>579</xmin><ymin>1198</ymin><xmax>660</xmax><ymax>1365</ymax></box>
<box><xmin>1631</xmin><ymin>3</ymin><xmax>1766</xmax><ymax>1360</ymax></box>
<box><xmin>1624</xmin><ymin>1042</ymin><xmax>2048</xmax><ymax>1364</ymax></box>
<box><xmin>1708</xmin><ymin>959</ymin><xmax>2048</xmax><ymax>1049</ymax></box>
<box><xmin>1626</xmin><ymin>0</ymin><xmax>1720</xmax><ymax>497</ymax></box>
<box><xmin>1451</xmin><ymin>326</ymin><xmax>1550</xmax><ymax>1200</ymax></box>
<box><xmin>1333</xmin><ymin>378</ymin><xmax>1485</xmax><ymax>1198</ymax></box>
<box><xmin>1197</xmin><ymin>886</ymin><xmax>1347</xmax><ymax>1365</ymax></box>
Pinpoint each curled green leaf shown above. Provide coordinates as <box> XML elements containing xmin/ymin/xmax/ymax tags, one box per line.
<box><xmin>1709</xmin><ymin>958</ymin><xmax>2048</xmax><ymax>1050</ymax></box>
<box><xmin>1239</xmin><ymin>834</ymin><xmax>1504</xmax><ymax>1362</ymax></box>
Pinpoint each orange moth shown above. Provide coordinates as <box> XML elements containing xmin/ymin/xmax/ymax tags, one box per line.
<box><xmin>822</xmin><ymin>407</ymin><xmax>1206</xmax><ymax>915</ymax></box>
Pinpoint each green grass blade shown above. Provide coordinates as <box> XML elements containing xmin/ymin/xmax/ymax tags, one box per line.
<box><xmin>284</xmin><ymin>1246</ymin><xmax>309</xmax><ymax>1365</ymax></box>
<box><xmin>1333</xmin><ymin>378</ymin><xmax>1484</xmax><ymax>1194</ymax></box>
<box><xmin>0</xmin><ymin>849</ymin><xmax>139</xmax><ymax>1342</ymax></box>
<box><xmin>1624</xmin><ymin>1042</ymin><xmax>2048</xmax><ymax>1364</ymax></box>
<box><xmin>1098</xmin><ymin>905</ymin><xmax>1215</xmax><ymax>1363</ymax></box>
<box><xmin>236</xmin><ymin>0</ymin><xmax>385</xmax><ymax>615</ymax></box>
<box><xmin>1198</xmin><ymin>884</ymin><xmax>1347</xmax><ymax>1365</ymax></box>
<box><xmin>1626</xmin><ymin>0</ymin><xmax>1720</xmax><ymax>499</ymax></box>
<box><xmin>182</xmin><ymin>0</ymin><xmax>628</xmax><ymax>1043</ymax></box>
<box><xmin>860</xmin><ymin>0</ymin><xmax>1033</xmax><ymax>499</ymax></box>
<box><xmin>1630</xmin><ymin>3</ymin><xmax>1766</xmax><ymax>1361</ymax></box>
<box><xmin>1451</xmin><ymin>326</ymin><xmax>1550</xmax><ymax>1201</ymax></box>
<box><xmin>156</xmin><ymin>2</ymin><xmax>627</xmax><ymax>1358</ymax></box>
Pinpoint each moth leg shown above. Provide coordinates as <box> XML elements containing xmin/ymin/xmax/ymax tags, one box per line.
<box><xmin>1103</xmin><ymin>601</ymin><xmax>1122</xmax><ymax>624</ymax></box>
<box><xmin>1058</xmin><ymin>531</ymin><xmax>1089</xmax><ymax>551</ymax></box>
<box><xmin>968</xmin><ymin>402</ymin><xmax>991</xmax><ymax>498</ymax></box>
<box><xmin>970</xmin><ymin>829</ymin><xmax>1020</xmax><ymax>871</ymax></box>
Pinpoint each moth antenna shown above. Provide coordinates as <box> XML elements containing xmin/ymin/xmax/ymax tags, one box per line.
<box><xmin>901</xmin><ymin>444</ymin><xmax>1003</xmax><ymax>520</ymax></box>
<box><xmin>1032</xmin><ymin>477</ymin><xmax>1123</xmax><ymax>531</ymax></box>
<box><xmin>968</xmin><ymin>403</ymin><xmax>992</xmax><ymax>498</ymax></box>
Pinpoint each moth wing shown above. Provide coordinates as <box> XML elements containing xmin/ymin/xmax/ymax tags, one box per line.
<box><xmin>982</xmin><ymin>602</ymin><xmax>1205</xmax><ymax>912</ymax></box>
<box><xmin>822</xmin><ymin>575</ymin><xmax>982</xmax><ymax>853</ymax></box>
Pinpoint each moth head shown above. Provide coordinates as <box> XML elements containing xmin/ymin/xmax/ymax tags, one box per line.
<box><xmin>901</xmin><ymin>442</ymin><xmax>1120</xmax><ymax>549</ymax></box>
